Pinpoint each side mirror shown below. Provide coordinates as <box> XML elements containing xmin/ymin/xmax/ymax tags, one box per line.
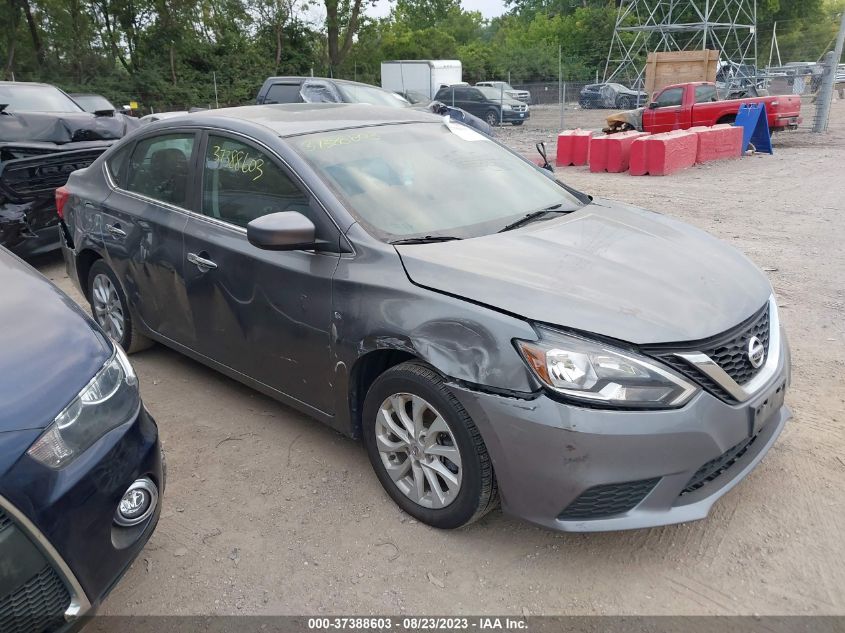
<box><xmin>247</xmin><ymin>211</ymin><xmax>316</xmax><ymax>251</ymax></box>
<box><xmin>648</xmin><ymin>102</ymin><xmax>659</xmax><ymax>109</ymax></box>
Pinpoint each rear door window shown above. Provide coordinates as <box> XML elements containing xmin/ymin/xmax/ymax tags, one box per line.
<box><xmin>125</xmin><ymin>133</ymin><xmax>196</xmax><ymax>207</ymax></box>
<box><xmin>694</xmin><ymin>85</ymin><xmax>719</xmax><ymax>103</ymax></box>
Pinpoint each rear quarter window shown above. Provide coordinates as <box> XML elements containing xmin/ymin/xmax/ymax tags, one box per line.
<box><xmin>106</xmin><ymin>144</ymin><xmax>132</xmax><ymax>188</ymax></box>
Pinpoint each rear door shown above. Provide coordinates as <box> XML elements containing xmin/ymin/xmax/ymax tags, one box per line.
<box><xmin>180</xmin><ymin>131</ymin><xmax>341</xmax><ymax>414</ymax></box>
<box><xmin>100</xmin><ymin>130</ymin><xmax>198</xmax><ymax>344</ymax></box>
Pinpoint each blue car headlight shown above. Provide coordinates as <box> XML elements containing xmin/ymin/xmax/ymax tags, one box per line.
<box><xmin>27</xmin><ymin>346</ymin><xmax>140</xmax><ymax>468</ymax></box>
<box><xmin>516</xmin><ymin>327</ymin><xmax>699</xmax><ymax>408</ymax></box>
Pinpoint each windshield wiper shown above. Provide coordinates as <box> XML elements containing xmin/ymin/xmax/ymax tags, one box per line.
<box><xmin>498</xmin><ymin>204</ymin><xmax>565</xmax><ymax>233</ymax></box>
<box><xmin>390</xmin><ymin>235</ymin><xmax>463</xmax><ymax>245</ymax></box>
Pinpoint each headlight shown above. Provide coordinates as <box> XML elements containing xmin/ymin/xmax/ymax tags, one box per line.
<box><xmin>502</xmin><ymin>104</ymin><xmax>513</xmax><ymax>110</ymax></box>
<box><xmin>28</xmin><ymin>346</ymin><xmax>140</xmax><ymax>468</ymax></box>
<box><xmin>515</xmin><ymin>328</ymin><xmax>698</xmax><ymax>408</ymax></box>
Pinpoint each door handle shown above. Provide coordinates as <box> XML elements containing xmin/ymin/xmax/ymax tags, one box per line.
<box><xmin>106</xmin><ymin>224</ymin><xmax>127</xmax><ymax>238</ymax></box>
<box><xmin>187</xmin><ymin>252</ymin><xmax>218</xmax><ymax>270</ymax></box>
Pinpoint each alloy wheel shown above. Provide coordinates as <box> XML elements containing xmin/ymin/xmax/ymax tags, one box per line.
<box><xmin>91</xmin><ymin>273</ymin><xmax>125</xmax><ymax>342</ymax></box>
<box><xmin>375</xmin><ymin>393</ymin><xmax>463</xmax><ymax>509</ymax></box>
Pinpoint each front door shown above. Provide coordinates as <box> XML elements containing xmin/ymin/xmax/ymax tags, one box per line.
<box><xmin>181</xmin><ymin>132</ymin><xmax>340</xmax><ymax>415</ymax></box>
<box><xmin>101</xmin><ymin>131</ymin><xmax>197</xmax><ymax>344</ymax></box>
<box><xmin>645</xmin><ymin>87</ymin><xmax>685</xmax><ymax>133</ymax></box>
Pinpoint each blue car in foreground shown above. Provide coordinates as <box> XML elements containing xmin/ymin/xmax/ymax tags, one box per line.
<box><xmin>0</xmin><ymin>246</ymin><xmax>162</xmax><ymax>632</ymax></box>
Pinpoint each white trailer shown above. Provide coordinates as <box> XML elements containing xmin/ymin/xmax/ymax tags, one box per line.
<box><xmin>380</xmin><ymin>60</ymin><xmax>463</xmax><ymax>100</ymax></box>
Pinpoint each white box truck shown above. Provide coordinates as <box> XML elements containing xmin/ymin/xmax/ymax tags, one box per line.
<box><xmin>380</xmin><ymin>60</ymin><xmax>463</xmax><ymax>100</ymax></box>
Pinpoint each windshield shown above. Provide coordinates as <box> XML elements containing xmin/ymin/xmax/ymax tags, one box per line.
<box><xmin>338</xmin><ymin>83</ymin><xmax>411</xmax><ymax>108</ymax></box>
<box><xmin>72</xmin><ymin>94</ymin><xmax>115</xmax><ymax>112</ymax></box>
<box><xmin>0</xmin><ymin>84</ymin><xmax>83</xmax><ymax>113</ymax></box>
<box><xmin>290</xmin><ymin>122</ymin><xmax>583</xmax><ymax>240</ymax></box>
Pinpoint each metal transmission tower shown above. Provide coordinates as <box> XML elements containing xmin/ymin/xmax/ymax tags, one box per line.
<box><xmin>604</xmin><ymin>0</ymin><xmax>758</xmax><ymax>89</ymax></box>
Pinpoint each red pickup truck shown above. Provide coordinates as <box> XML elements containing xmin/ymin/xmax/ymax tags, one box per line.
<box><xmin>641</xmin><ymin>82</ymin><xmax>802</xmax><ymax>134</ymax></box>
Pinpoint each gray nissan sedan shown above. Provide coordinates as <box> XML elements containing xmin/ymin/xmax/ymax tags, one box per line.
<box><xmin>59</xmin><ymin>104</ymin><xmax>790</xmax><ymax>532</ymax></box>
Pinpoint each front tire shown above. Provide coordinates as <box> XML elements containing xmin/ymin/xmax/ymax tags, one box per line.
<box><xmin>511</xmin><ymin>121</ymin><xmax>524</xmax><ymax>126</ymax></box>
<box><xmin>485</xmin><ymin>110</ymin><xmax>500</xmax><ymax>127</ymax></box>
<box><xmin>87</xmin><ymin>260</ymin><xmax>152</xmax><ymax>354</ymax></box>
<box><xmin>362</xmin><ymin>362</ymin><xmax>498</xmax><ymax>529</ymax></box>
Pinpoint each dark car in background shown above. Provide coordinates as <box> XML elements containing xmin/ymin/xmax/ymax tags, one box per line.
<box><xmin>256</xmin><ymin>76</ymin><xmax>492</xmax><ymax>135</ymax></box>
<box><xmin>256</xmin><ymin>76</ymin><xmax>411</xmax><ymax>108</ymax></box>
<box><xmin>0</xmin><ymin>245</ymin><xmax>162</xmax><ymax>631</ymax></box>
<box><xmin>475</xmin><ymin>81</ymin><xmax>531</xmax><ymax>104</ymax></box>
<box><xmin>434</xmin><ymin>84</ymin><xmax>529</xmax><ymax>126</ymax></box>
<box><xmin>579</xmin><ymin>83</ymin><xmax>647</xmax><ymax>109</ymax></box>
<box><xmin>0</xmin><ymin>81</ymin><xmax>139</xmax><ymax>257</ymax></box>
<box><xmin>59</xmin><ymin>104</ymin><xmax>789</xmax><ymax>534</ymax></box>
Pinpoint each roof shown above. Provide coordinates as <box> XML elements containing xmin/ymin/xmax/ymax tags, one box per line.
<box><xmin>382</xmin><ymin>60</ymin><xmax>461</xmax><ymax>68</ymax></box>
<box><xmin>179</xmin><ymin>103</ymin><xmax>437</xmax><ymax>137</ymax></box>
<box><xmin>0</xmin><ymin>81</ymin><xmax>53</xmax><ymax>88</ymax></box>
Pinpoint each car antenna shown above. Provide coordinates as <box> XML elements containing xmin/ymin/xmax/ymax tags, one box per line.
<box><xmin>536</xmin><ymin>142</ymin><xmax>554</xmax><ymax>172</ymax></box>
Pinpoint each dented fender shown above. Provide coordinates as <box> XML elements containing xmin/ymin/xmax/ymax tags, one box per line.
<box><xmin>330</xmin><ymin>225</ymin><xmax>540</xmax><ymax>434</ymax></box>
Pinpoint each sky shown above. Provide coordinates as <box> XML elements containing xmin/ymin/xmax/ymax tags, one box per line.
<box><xmin>366</xmin><ymin>0</ymin><xmax>508</xmax><ymax>19</ymax></box>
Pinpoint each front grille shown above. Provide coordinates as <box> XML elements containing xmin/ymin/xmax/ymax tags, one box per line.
<box><xmin>644</xmin><ymin>302</ymin><xmax>771</xmax><ymax>402</ymax></box>
<box><xmin>0</xmin><ymin>565</ymin><xmax>70</xmax><ymax>633</ymax></box>
<box><xmin>0</xmin><ymin>147</ymin><xmax>106</xmax><ymax>202</ymax></box>
<box><xmin>679</xmin><ymin>434</ymin><xmax>757</xmax><ymax>496</ymax></box>
<box><xmin>558</xmin><ymin>477</ymin><xmax>660</xmax><ymax>520</ymax></box>
<box><xmin>512</xmin><ymin>104</ymin><xmax>528</xmax><ymax>112</ymax></box>
<box><xmin>702</xmin><ymin>308</ymin><xmax>770</xmax><ymax>385</ymax></box>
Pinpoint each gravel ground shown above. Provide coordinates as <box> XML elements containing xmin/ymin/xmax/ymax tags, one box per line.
<box><xmin>32</xmin><ymin>100</ymin><xmax>845</xmax><ymax>616</ymax></box>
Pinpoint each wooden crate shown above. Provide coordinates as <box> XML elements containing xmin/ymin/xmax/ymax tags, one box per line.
<box><xmin>644</xmin><ymin>50</ymin><xmax>720</xmax><ymax>98</ymax></box>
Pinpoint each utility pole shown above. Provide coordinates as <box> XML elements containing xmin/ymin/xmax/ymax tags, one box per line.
<box><xmin>558</xmin><ymin>44</ymin><xmax>563</xmax><ymax>130</ymax></box>
<box><xmin>814</xmin><ymin>7</ymin><xmax>845</xmax><ymax>132</ymax></box>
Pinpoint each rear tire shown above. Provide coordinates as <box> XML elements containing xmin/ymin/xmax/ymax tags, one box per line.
<box><xmin>718</xmin><ymin>114</ymin><xmax>737</xmax><ymax>125</ymax></box>
<box><xmin>617</xmin><ymin>96</ymin><xmax>634</xmax><ymax>110</ymax></box>
<box><xmin>362</xmin><ymin>361</ymin><xmax>498</xmax><ymax>529</ymax></box>
<box><xmin>87</xmin><ymin>260</ymin><xmax>152</xmax><ymax>354</ymax></box>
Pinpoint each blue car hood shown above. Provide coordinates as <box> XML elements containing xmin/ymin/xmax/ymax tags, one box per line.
<box><xmin>0</xmin><ymin>248</ymin><xmax>112</xmax><ymax>433</ymax></box>
<box><xmin>396</xmin><ymin>199</ymin><xmax>773</xmax><ymax>344</ymax></box>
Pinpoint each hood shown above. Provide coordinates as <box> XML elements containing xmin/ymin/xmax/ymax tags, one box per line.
<box><xmin>0</xmin><ymin>248</ymin><xmax>112</xmax><ymax>432</ymax></box>
<box><xmin>0</xmin><ymin>110</ymin><xmax>140</xmax><ymax>144</ymax></box>
<box><xmin>396</xmin><ymin>200</ymin><xmax>772</xmax><ymax>344</ymax></box>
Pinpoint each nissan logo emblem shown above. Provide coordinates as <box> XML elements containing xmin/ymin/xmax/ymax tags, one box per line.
<box><xmin>747</xmin><ymin>336</ymin><xmax>765</xmax><ymax>369</ymax></box>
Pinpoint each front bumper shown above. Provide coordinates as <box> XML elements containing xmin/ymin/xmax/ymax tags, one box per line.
<box><xmin>452</xmin><ymin>337</ymin><xmax>791</xmax><ymax>532</ymax></box>
<box><xmin>0</xmin><ymin>406</ymin><xmax>162</xmax><ymax>631</ymax></box>
<box><xmin>501</xmin><ymin>109</ymin><xmax>530</xmax><ymax>123</ymax></box>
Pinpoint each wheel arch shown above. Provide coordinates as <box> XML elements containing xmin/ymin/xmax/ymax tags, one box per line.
<box><xmin>347</xmin><ymin>347</ymin><xmax>420</xmax><ymax>439</ymax></box>
<box><xmin>76</xmin><ymin>248</ymin><xmax>103</xmax><ymax>300</ymax></box>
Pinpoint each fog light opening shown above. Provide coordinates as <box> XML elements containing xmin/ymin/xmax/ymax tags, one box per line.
<box><xmin>114</xmin><ymin>477</ymin><xmax>158</xmax><ymax>527</ymax></box>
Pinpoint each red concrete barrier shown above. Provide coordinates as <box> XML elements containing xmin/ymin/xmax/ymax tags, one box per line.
<box><xmin>589</xmin><ymin>131</ymin><xmax>650</xmax><ymax>173</ymax></box>
<box><xmin>690</xmin><ymin>124</ymin><xmax>743</xmax><ymax>163</ymax></box>
<box><xmin>556</xmin><ymin>129</ymin><xmax>593</xmax><ymax>166</ymax></box>
<box><xmin>630</xmin><ymin>130</ymin><xmax>698</xmax><ymax>176</ymax></box>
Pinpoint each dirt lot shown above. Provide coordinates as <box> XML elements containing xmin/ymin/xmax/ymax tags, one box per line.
<box><xmin>34</xmin><ymin>101</ymin><xmax>845</xmax><ymax>616</ymax></box>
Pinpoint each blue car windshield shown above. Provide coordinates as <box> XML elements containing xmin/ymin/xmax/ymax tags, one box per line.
<box><xmin>290</xmin><ymin>121</ymin><xmax>583</xmax><ymax>240</ymax></box>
